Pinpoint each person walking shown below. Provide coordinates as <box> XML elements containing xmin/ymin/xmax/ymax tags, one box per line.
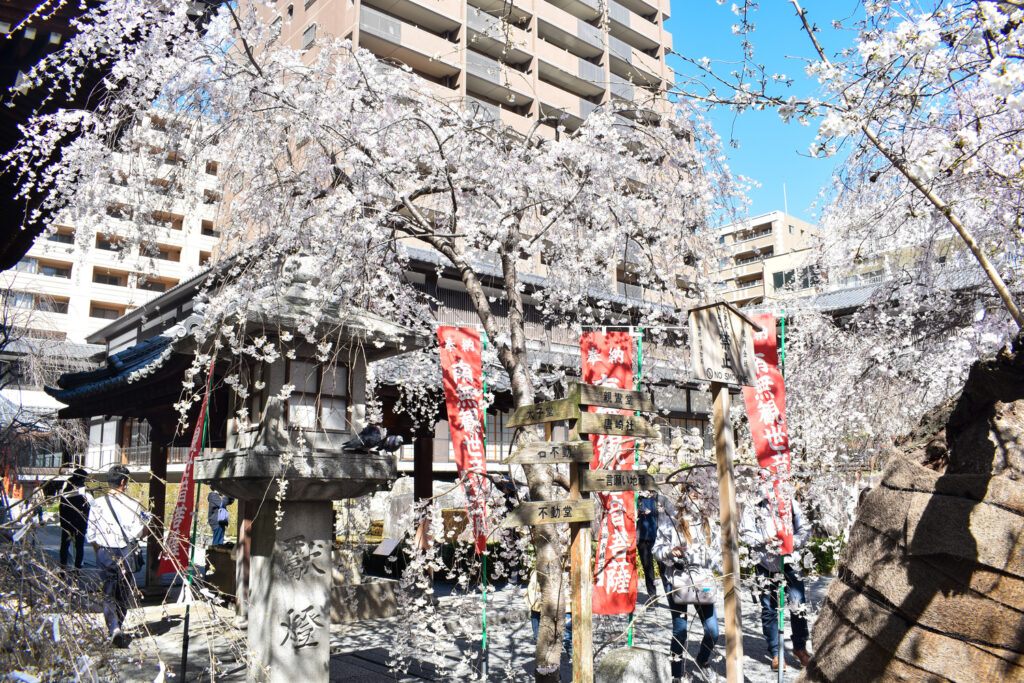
<box><xmin>86</xmin><ymin>465</ymin><xmax>148</xmax><ymax>647</ymax></box>
<box><xmin>654</xmin><ymin>493</ymin><xmax>721</xmax><ymax>680</ymax></box>
<box><xmin>636</xmin><ymin>490</ymin><xmax>666</xmax><ymax>603</ymax></box>
<box><xmin>58</xmin><ymin>468</ymin><xmax>92</xmax><ymax>568</ymax></box>
<box><xmin>207</xmin><ymin>490</ymin><xmax>233</xmax><ymax>546</ymax></box>
<box><xmin>739</xmin><ymin>495</ymin><xmax>812</xmax><ymax>670</ymax></box>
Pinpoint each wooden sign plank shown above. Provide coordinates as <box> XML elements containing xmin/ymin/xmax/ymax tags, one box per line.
<box><xmin>500</xmin><ymin>499</ymin><xmax>596</xmax><ymax>527</ymax></box>
<box><xmin>506</xmin><ymin>398</ymin><xmax>582</xmax><ymax>428</ymax></box>
<box><xmin>570</xmin><ymin>383</ymin><xmax>657</xmax><ymax>413</ymax></box>
<box><xmin>579</xmin><ymin>469</ymin><xmax>663</xmax><ymax>492</ymax></box>
<box><xmin>504</xmin><ymin>440</ymin><xmax>594</xmax><ymax>465</ymax></box>
<box><xmin>577</xmin><ymin>411</ymin><xmax>661</xmax><ymax>438</ymax></box>
<box><xmin>687</xmin><ymin>303</ymin><xmax>758</xmax><ymax>387</ymax></box>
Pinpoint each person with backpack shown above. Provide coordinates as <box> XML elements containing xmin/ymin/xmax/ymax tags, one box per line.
<box><xmin>739</xmin><ymin>495</ymin><xmax>812</xmax><ymax>670</ymax></box>
<box><xmin>86</xmin><ymin>465</ymin><xmax>148</xmax><ymax>647</ymax></box>
<box><xmin>207</xmin><ymin>490</ymin><xmax>233</xmax><ymax>546</ymax></box>
<box><xmin>59</xmin><ymin>468</ymin><xmax>92</xmax><ymax>568</ymax></box>
<box><xmin>654</xmin><ymin>490</ymin><xmax>722</xmax><ymax>680</ymax></box>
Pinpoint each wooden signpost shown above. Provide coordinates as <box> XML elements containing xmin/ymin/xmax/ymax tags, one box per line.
<box><xmin>688</xmin><ymin>301</ymin><xmax>761</xmax><ymax>683</ymax></box>
<box><xmin>503</xmin><ymin>382</ymin><xmax>659</xmax><ymax>683</ymax></box>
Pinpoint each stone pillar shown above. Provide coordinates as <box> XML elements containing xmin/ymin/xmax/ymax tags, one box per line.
<box><xmin>248</xmin><ymin>501</ymin><xmax>333</xmax><ymax>683</ymax></box>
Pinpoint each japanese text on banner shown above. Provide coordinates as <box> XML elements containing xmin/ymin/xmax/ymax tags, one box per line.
<box><xmin>158</xmin><ymin>359</ymin><xmax>214</xmax><ymax>575</ymax></box>
<box><xmin>438</xmin><ymin>326</ymin><xmax>489</xmax><ymax>554</ymax></box>
<box><xmin>741</xmin><ymin>314</ymin><xmax>795</xmax><ymax>554</ymax></box>
<box><xmin>581</xmin><ymin>331</ymin><xmax>638</xmax><ymax>615</ymax></box>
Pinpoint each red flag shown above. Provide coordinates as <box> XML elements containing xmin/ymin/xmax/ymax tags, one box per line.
<box><xmin>741</xmin><ymin>314</ymin><xmax>795</xmax><ymax>554</ymax></box>
<box><xmin>158</xmin><ymin>364</ymin><xmax>213</xmax><ymax>575</ymax></box>
<box><xmin>438</xmin><ymin>326</ymin><xmax>489</xmax><ymax>554</ymax></box>
<box><xmin>581</xmin><ymin>331</ymin><xmax>638</xmax><ymax>615</ymax></box>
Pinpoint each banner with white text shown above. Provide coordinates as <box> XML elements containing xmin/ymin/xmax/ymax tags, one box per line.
<box><xmin>741</xmin><ymin>314</ymin><xmax>795</xmax><ymax>554</ymax></box>
<box><xmin>581</xmin><ymin>331</ymin><xmax>638</xmax><ymax>615</ymax></box>
<box><xmin>158</xmin><ymin>361</ymin><xmax>213</xmax><ymax>575</ymax></box>
<box><xmin>438</xmin><ymin>326</ymin><xmax>489</xmax><ymax>554</ymax></box>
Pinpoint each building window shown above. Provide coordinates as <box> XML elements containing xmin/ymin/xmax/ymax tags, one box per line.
<box><xmin>138</xmin><ymin>279</ymin><xmax>167</xmax><ymax>293</ymax></box>
<box><xmin>93</xmin><ymin>270</ymin><xmax>126</xmax><ymax>287</ymax></box>
<box><xmin>47</xmin><ymin>230</ymin><xmax>74</xmax><ymax>244</ymax></box>
<box><xmin>789</xmin><ymin>225</ymin><xmax>795</xmax><ymax>234</ymax></box>
<box><xmin>302</xmin><ymin>23</ymin><xmax>316</xmax><ymax>49</ymax></box>
<box><xmin>286</xmin><ymin>359</ymin><xmax>348</xmax><ymax>431</ymax></box>
<box><xmin>287</xmin><ymin>4</ymin><xmax>294</xmax><ymax>18</ymax></box>
<box><xmin>89</xmin><ymin>303</ymin><xmax>124</xmax><ymax>320</ymax></box>
<box><xmin>96</xmin><ymin>235</ymin><xmax>120</xmax><ymax>251</ymax></box>
<box><xmin>772</xmin><ymin>267</ymin><xmax>819</xmax><ymax>291</ymax></box>
<box><xmin>13</xmin><ymin>257</ymin><xmax>37</xmax><ymax>273</ymax></box>
<box><xmin>38</xmin><ymin>262</ymin><xmax>71</xmax><ymax>278</ymax></box>
<box><xmin>205</xmin><ymin>160</ymin><xmax>219</xmax><ymax>175</ymax></box>
<box><xmin>37</xmin><ymin>297</ymin><xmax>69</xmax><ymax>314</ymax></box>
<box><xmin>7</xmin><ymin>291</ymin><xmax>36</xmax><ymax>308</ymax></box>
<box><xmin>201</xmin><ymin>220</ymin><xmax>219</xmax><ymax>237</ymax></box>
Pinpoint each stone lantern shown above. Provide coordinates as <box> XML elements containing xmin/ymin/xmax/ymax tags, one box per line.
<box><xmin>195</xmin><ymin>266</ymin><xmax>426</xmax><ymax>682</ymax></box>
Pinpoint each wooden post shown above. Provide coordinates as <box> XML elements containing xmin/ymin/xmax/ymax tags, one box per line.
<box><xmin>146</xmin><ymin>440</ymin><xmax>168</xmax><ymax>592</ymax></box>
<box><xmin>413</xmin><ymin>433</ymin><xmax>434</xmax><ymax>553</ymax></box>
<box><xmin>567</xmin><ymin>421</ymin><xmax>594</xmax><ymax>683</ymax></box>
<box><xmin>712</xmin><ymin>382</ymin><xmax>744</xmax><ymax>683</ymax></box>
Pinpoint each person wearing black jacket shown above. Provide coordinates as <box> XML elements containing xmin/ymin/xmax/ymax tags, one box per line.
<box><xmin>59</xmin><ymin>468</ymin><xmax>91</xmax><ymax>568</ymax></box>
<box><xmin>207</xmin><ymin>491</ymin><xmax>233</xmax><ymax>546</ymax></box>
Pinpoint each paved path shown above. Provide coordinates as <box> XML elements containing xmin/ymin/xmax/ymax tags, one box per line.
<box><xmin>109</xmin><ymin>579</ymin><xmax>830</xmax><ymax>682</ymax></box>
<box><xmin>27</xmin><ymin>523</ymin><xmax>830</xmax><ymax>681</ymax></box>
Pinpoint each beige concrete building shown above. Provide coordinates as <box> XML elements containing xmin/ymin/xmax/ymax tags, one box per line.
<box><xmin>714</xmin><ymin>210</ymin><xmax>818</xmax><ymax>307</ymax></box>
<box><xmin>0</xmin><ymin>113</ymin><xmax>221</xmax><ymax>344</ymax></box>
<box><xmin>269</xmin><ymin>0</ymin><xmax>674</xmax><ymax>136</ymax></box>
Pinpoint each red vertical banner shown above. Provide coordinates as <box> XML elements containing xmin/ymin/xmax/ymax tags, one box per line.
<box><xmin>741</xmin><ymin>314</ymin><xmax>795</xmax><ymax>554</ymax></box>
<box><xmin>158</xmin><ymin>363</ymin><xmax>213</xmax><ymax>575</ymax></box>
<box><xmin>438</xmin><ymin>326</ymin><xmax>489</xmax><ymax>554</ymax></box>
<box><xmin>581</xmin><ymin>331</ymin><xmax>637</xmax><ymax>615</ymax></box>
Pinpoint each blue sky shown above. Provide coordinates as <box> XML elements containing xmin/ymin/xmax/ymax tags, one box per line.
<box><xmin>666</xmin><ymin>1</ymin><xmax>856</xmax><ymax>226</ymax></box>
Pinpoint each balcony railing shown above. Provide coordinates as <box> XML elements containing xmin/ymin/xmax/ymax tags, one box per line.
<box><xmin>360</xmin><ymin>6</ymin><xmax>402</xmax><ymax>43</ymax></box>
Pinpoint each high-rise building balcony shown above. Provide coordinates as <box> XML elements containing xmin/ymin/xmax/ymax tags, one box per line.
<box><xmin>466</xmin><ymin>7</ymin><xmax>531</xmax><ymax>64</ymax></box>
<box><xmin>546</xmin><ymin>0</ymin><xmax>601</xmax><ymax>24</ymax></box>
<box><xmin>537</xmin><ymin>80</ymin><xmax>598</xmax><ymax>129</ymax></box>
<box><xmin>608</xmin><ymin>35</ymin><xmax>661</xmax><ymax>86</ymax></box>
<box><xmin>465</xmin><ymin>50</ymin><xmax>534</xmax><ymax>107</ymax></box>
<box><xmin>606</xmin><ymin>0</ymin><xmax>660</xmax><ymax>51</ymax></box>
<box><xmin>536</xmin><ymin>39</ymin><xmax>605</xmax><ymax>98</ymax></box>
<box><xmin>536</xmin><ymin>2</ymin><xmax>603</xmax><ymax>59</ymax></box>
<box><xmin>364</xmin><ymin>0</ymin><xmax>463</xmax><ymax>36</ymax></box>
<box><xmin>467</xmin><ymin>0</ymin><xmax>533</xmax><ymax>24</ymax></box>
<box><xmin>359</xmin><ymin>5</ymin><xmax>461</xmax><ymax>79</ymax></box>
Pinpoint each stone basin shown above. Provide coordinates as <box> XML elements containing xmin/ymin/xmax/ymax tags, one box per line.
<box><xmin>195</xmin><ymin>446</ymin><xmax>397</xmax><ymax>501</ymax></box>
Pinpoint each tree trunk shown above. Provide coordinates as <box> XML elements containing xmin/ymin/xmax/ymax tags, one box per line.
<box><xmin>425</xmin><ymin>234</ymin><xmax>568</xmax><ymax>682</ymax></box>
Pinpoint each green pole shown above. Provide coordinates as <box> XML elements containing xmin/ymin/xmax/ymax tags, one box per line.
<box><xmin>778</xmin><ymin>311</ymin><xmax>786</xmax><ymax>680</ymax></box>
<box><xmin>480</xmin><ymin>331</ymin><xmax>488</xmax><ymax>679</ymax></box>
<box><xmin>180</xmin><ymin>372</ymin><xmax>212</xmax><ymax>677</ymax></box>
<box><xmin>628</xmin><ymin>327</ymin><xmax>643</xmax><ymax>647</ymax></box>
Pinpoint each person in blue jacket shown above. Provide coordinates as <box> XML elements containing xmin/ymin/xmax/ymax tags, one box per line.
<box><xmin>636</xmin><ymin>490</ymin><xmax>666</xmax><ymax>603</ymax></box>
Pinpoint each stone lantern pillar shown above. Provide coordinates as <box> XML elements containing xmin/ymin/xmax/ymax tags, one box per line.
<box><xmin>195</xmin><ymin>293</ymin><xmax>424</xmax><ymax>682</ymax></box>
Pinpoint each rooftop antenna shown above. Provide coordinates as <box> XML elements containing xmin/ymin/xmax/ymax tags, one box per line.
<box><xmin>783</xmin><ymin>182</ymin><xmax>789</xmax><ymax>218</ymax></box>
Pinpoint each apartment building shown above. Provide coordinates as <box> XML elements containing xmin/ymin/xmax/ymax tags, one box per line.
<box><xmin>269</xmin><ymin>0</ymin><xmax>673</xmax><ymax>135</ymax></box>
<box><xmin>0</xmin><ymin>114</ymin><xmax>222</xmax><ymax>344</ymax></box>
<box><xmin>714</xmin><ymin>210</ymin><xmax>818</xmax><ymax>307</ymax></box>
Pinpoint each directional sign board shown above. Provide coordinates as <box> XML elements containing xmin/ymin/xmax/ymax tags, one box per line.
<box><xmin>506</xmin><ymin>398</ymin><xmax>582</xmax><ymax>428</ymax></box>
<box><xmin>501</xmin><ymin>499</ymin><xmax>596</xmax><ymax>527</ymax></box>
<box><xmin>687</xmin><ymin>301</ymin><xmax>759</xmax><ymax>387</ymax></box>
<box><xmin>504</xmin><ymin>440</ymin><xmax>594</xmax><ymax>465</ymax></box>
<box><xmin>577</xmin><ymin>411</ymin><xmax>661</xmax><ymax>438</ymax></box>
<box><xmin>580</xmin><ymin>469</ymin><xmax>663</xmax><ymax>492</ymax></box>
<box><xmin>574</xmin><ymin>383</ymin><xmax>657</xmax><ymax>413</ymax></box>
